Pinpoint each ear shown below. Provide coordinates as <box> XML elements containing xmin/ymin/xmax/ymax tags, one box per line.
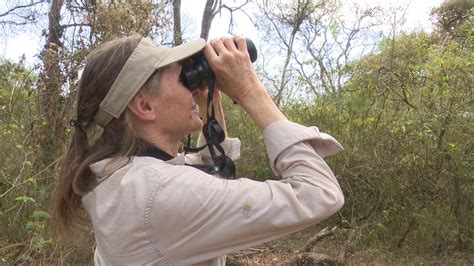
<box><xmin>127</xmin><ymin>91</ymin><xmax>156</xmax><ymax>122</ymax></box>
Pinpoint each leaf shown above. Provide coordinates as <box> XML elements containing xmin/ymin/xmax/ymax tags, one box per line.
<box><xmin>31</xmin><ymin>235</ymin><xmax>53</xmax><ymax>250</ymax></box>
<box><xmin>32</xmin><ymin>210</ymin><xmax>49</xmax><ymax>219</ymax></box>
<box><xmin>376</xmin><ymin>223</ymin><xmax>387</xmax><ymax>230</ymax></box>
<box><xmin>447</xmin><ymin>143</ymin><xmax>456</xmax><ymax>151</ymax></box>
<box><xmin>16</xmin><ymin>253</ymin><xmax>33</xmax><ymax>263</ymax></box>
<box><xmin>25</xmin><ymin>221</ymin><xmax>39</xmax><ymax>232</ymax></box>
<box><xmin>15</xmin><ymin>196</ymin><xmax>35</xmax><ymax>203</ymax></box>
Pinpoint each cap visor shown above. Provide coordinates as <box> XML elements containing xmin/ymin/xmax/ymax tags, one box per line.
<box><xmin>157</xmin><ymin>38</ymin><xmax>206</xmax><ymax>68</ymax></box>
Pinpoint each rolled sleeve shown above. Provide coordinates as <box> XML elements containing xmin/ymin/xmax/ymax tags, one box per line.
<box><xmin>263</xmin><ymin>120</ymin><xmax>343</xmax><ymax>175</ymax></box>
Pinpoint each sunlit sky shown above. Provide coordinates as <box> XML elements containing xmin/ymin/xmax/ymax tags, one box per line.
<box><xmin>0</xmin><ymin>0</ymin><xmax>444</xmax><ymax>65</ymax></box>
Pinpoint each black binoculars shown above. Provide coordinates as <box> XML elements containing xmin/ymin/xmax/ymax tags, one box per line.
<box><xmin>179</xmin><ymin>39</ymin><xmax>258</xmax><ymax>89</ymax></box>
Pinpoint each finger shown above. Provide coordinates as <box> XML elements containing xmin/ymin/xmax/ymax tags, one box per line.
<box><xmin>221</xmin><ymin>37</ymin><xmax>237</xmax><ymax>51</ymax></box>
<box><xmin>233</xmin><ymin>36</ymin><xmax>247</xmax><ymax>53</ymax></box>
<box><xmin>210</xmin><ymin>39</ymin><xmax>227</xmax><ymax>56</ymax></box>
<box><xmin>203</xmin><ymin>42</ymin><xmax>218</xmax><ymax>61</ymax></box>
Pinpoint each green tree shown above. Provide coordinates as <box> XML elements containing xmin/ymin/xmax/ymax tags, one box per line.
<box><xmin>0</xmin><ymin>58</ymin><xmax>49</xmax><ymax>263</ymax></box>
<box><xmin>315</xmin><ymin>30</ymin><xmax>473</xmax><ymax>252</ymax></box>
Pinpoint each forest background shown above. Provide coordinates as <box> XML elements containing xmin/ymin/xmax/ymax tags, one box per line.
<box><xmin>0</xmin><ymin>0</ymin><xmax>472</xmax><ymax>264</ymax></box>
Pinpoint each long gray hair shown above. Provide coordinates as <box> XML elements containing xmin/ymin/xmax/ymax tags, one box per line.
<box><xmin>52</xmin><ymin>35</ymin><xmax>160</xmax><ymax>239</ymax></box>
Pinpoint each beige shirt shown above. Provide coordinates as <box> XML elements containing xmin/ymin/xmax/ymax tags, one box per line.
<box><xmin>82</xmin><ymin>120</ymin><xmax>344</xmax><ymax>265</ymax></box>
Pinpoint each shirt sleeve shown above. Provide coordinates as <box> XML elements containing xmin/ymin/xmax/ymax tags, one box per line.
<box><xmin>184</xmin><ymin>133</ymin><xmax>241</xmax><ymax>165</ymax></box>
<box><xmin>146</xmin><ymin>120</ymin><xmax>344</xmax><ymax>265</ymax></box>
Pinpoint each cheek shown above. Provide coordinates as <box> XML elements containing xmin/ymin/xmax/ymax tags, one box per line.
<box><xmin>159</xmin><ymin>95</ymin><xmax>192</xmax><ymax>122</ymax></box>
<box><xmin>156</xmin><ymin>83</ymin><xmax>194</xmax><ymax>120</ymax></box>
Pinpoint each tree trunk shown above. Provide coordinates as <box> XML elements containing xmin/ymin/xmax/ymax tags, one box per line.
<box><xmin>200</xmin><ymin>0</ymin><xmax>220</xmax><ymax>40</ymax></box>
<box><xmin>173</xmin><ymin>0</ymin><xmax>182</xmax><ymax>45</ymax></box>
<box><xmin>36</xmin><ymin>0</ymin><xmax>64</xmax><ymax>168</ymax></box>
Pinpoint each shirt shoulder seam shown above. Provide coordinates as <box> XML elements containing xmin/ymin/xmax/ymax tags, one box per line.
<box><xmin>143</xmin><ymin>169</ymin><xmax>171</xmax><ymax>264</ymax></box>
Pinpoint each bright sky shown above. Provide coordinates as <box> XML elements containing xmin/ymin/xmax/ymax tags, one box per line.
<box><xmin>182</xmin><ymin>0</ymin><xmax>444</xmax><ymax>37</ymax></box>
<box><xmin>0</xmin><ymin>0</ymin><xmax>444</xmax><ymax>65</ymax></box>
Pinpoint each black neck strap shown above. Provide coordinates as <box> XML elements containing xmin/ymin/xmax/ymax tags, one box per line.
<box><xmin>136</xmin><ymin>143</ymin><xmax>221</xmax><ymax>175</ymax></box>
<box><xmin>139</xmin><ymin>145</ymin><xmax>174</xmax><ymax>161</ymax></box>
<box><xmin>184</xmin><ymin>77</ymin><xmax>236</xmax><ymax>179</ymax></box>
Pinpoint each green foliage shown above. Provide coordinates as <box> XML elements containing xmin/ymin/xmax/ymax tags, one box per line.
<box><xmin>222</xmin><ymin>96</ymin><xmax>274</xmax><ymax>181</ymax></box>
<box><xmin>431</xmin><ymin>0</ymin><xmax>474</xmax><ymax>42</ymax></box>
<box><xmin>315</xmin><ymin>31</ymin><xmax>473</xmax><ymax>253</ymax></box>
<box><xmin>0</xmin><ymin>59</ymin><xmax>64</xmax><ymax>263</ymax></box>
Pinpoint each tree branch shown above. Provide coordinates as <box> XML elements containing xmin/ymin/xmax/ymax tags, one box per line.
<box><xmin>337</xmin><ymin>223</ymin><xmax>368</xmax><ymax>263</ymax></box>
<box><xmin>304</xmin><ymin>226</ymin><xmax>338</xmax><ymax>252</ymax></box>
<box><xmin>0</xmin><ymin>1</ymin><xmax>45</xmax><ymax>18</ymax></box>
<box><xmin>61</xmin><ymin>23</ymin><xmax>91</xmax><ymax>29</ymax></box>
<box><xmin>280</xmin><ymin>252</ymin><xmax>339</xmax><ymax>266</ymax></box>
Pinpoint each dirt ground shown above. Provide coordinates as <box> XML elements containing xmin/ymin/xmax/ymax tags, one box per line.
<box><xmin>225</xmin><ymin>225</ymin><xmax>473</xmax><ymax>265</ymax></box>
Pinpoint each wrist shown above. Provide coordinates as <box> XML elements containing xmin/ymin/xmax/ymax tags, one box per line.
<box><xmin>238</xmin><ymin>85</ymin><xmax>287</xmax><ymax>130</ymax></box>
<box><xmin>235</xmin><ymin>83</ymin><xmax>267</xmax><ymax>106</ymax></box>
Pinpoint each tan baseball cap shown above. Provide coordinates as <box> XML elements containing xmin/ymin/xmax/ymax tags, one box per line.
<box><xmin>93</xmin><ymin>37</ymin><xmax>206</xmax><ymax>129</ymax></box>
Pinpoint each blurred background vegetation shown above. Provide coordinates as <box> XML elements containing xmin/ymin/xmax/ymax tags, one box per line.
<box><xmin>0</xmin><ymin>0</ymin><xmax>472</xmax><ymax>264</ymax></box>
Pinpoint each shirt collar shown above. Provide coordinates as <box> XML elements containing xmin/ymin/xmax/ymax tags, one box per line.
<box><xmin>136</xmin><ymin>143</ymin><xmax>186</xmax><ymax>165</ymax></box>
<box><xmin>89</xmin><ymin>147</ymin><xmax>186</xmax><ymax>181</ymax></box>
